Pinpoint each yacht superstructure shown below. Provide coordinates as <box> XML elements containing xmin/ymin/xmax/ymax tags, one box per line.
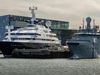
<box><xmin>0</xmin><ymin>6</ymin><xmax>60</xmax><ymax>57</ymax></box>
<box><xmin>67</xmin><ymin>17</ymin><xmax>100</xmax><ymax>59</ymax></box>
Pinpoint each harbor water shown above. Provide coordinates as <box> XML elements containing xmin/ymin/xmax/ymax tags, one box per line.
<box><xmin>0</xmin><ymin>54</ymin><xmax>100</xmax><ymax>75</ymax></box>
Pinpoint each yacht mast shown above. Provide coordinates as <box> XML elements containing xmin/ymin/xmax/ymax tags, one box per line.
<box><xmin>86</xmin><ymin>17</ymin><xmax>91</xmax><ymax>30</ymax></box>
<box><xmin>29</xmin><ymin>6</ymin><xmax>37</xmax><ymax>25</ymax></box>
<box><xmin>6</xmin><ymin>25</ymin><xmax>13</xmax><ymax>41</ymax></box>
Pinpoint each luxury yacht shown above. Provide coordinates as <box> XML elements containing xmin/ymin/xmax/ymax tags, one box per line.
<box><xmin>67</xmin><ymin>17</ymin><xmax>100</xmax><ymax>59</ymax></box>
<box><xmin>0</xmin><ymin>6</ymin><xmax>60</xmax><ymax>57</ymax></box>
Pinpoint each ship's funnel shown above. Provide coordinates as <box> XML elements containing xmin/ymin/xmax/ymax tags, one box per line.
<box><xmin>86</xmin><ymin>17</ymin><xmax>91</xmax><ymax>29</ymax></box>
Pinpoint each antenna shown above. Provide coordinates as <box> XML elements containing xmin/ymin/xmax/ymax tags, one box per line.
<box><xmin>82</xmin><ymin>17</ymin><xmax>85</xmax><ymax>29</ymax></box>
<box><xmin>29</xmin><ymin>6</ymin><xmax>37</xmax><ymax>24</ymax></box>
<box><xmin>93</xmin><ymin>19</ymin><xmax>95</xmax><ymax>28</ymax></box>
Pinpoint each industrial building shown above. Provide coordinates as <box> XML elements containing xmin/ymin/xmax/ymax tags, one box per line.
<box><xmin>0</xmin><ymin>15</ymin><xmax>76</xmax><ymax>45</ymax></box>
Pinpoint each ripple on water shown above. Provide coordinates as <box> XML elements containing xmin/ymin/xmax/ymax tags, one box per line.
<box><xmin>0</xmin><ymin>55</ymin><xmax>100</xmax><ymax>75</ymax></box>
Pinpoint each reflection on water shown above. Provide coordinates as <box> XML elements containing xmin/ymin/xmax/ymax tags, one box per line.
<box><xmin>0</xmin><ymin>54</ymin><xmax>99</xmax><ymax>75</ymax></box>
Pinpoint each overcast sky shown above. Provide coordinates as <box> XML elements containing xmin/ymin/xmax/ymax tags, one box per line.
<box><xmin>0</xmin><ymin>0</ymin><xmax>100</xmax><ymax>29</ymax></box>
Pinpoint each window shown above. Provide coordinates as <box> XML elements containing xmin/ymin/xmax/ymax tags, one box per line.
<box><xmin>8</xmin><ymin>33</ymin><xmax>41</xmax><ymax>36</ymax></box>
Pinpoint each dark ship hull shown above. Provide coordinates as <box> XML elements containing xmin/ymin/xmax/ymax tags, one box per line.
<box><xmin>0</xmin><ymin>41</ymin><xmax>59</xmax><ymax>57</ymax></box>
<box><xmin>67</xmin><ymin>41</ymin><xmax>98</xmax><ymax>59</ymax></box>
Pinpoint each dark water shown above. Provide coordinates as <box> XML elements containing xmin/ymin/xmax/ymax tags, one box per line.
<box><xmin>0</xmin><ymin>54</ymin><xmax>99</xmax><ymax>75</ymax></box>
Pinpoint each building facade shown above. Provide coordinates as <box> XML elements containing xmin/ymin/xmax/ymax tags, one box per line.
<box><xmin>0</xmin><ymin>15</ymin><xmax>69</xmax><ymax>45</ymax></box>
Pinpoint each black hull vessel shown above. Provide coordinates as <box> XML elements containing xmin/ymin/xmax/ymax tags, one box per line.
<box><xmin>0</xmin><ymin>41</ymin><xmax>59</xmax><ymax>57</ymax></box>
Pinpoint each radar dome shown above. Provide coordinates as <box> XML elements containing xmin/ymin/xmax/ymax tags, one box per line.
<box><xmin>86</xmin><ymin>17</ymin><xmax>91</xmax><ymax>23</ymax></box>
<box><xmin>86</xmin><ymin>17</ymin><xmax>92</xmax><ymax>29</ymax></box>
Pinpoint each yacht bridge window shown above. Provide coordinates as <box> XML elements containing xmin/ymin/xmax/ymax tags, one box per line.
<box><xmin>11</xmin><ymin>38</ymin><xmax>55</xmax><ymax>41</ymax></box>
<box><xmin>6</xmin><ymin>33</ymin><xmax>41</xmax><ymax>36</ymax></box>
